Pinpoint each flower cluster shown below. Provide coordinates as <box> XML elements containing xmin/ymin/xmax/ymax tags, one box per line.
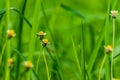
<box><xmin>8</xmin><ymin>58</ymin><xmax>33</xmax><ymax>70</ymax></box>
<box><xmin>6</xmin><ymin>29</ymin><xmax>34</xmax><ymax>71</ymax></box>
<box><xmin>37</xmin><ymin>31</ymin><xmax>49</xmax><ymax>47</ymax></box>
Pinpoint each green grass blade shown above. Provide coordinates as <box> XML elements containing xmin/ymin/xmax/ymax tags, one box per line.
<box><xmin>80</xmin><ymin>21</ymin><xmax>86</xmax><ymax>80</ymax></box>
<box><xmin>10</xmin><ymin>8</ymin><xmax>32</xmax><ymax>28</ymax></box>
<box><xmin>5</xmin><ymin>0</ymin><xmax>10</xmax><ymax>80</ymax></box>
<box><xmin>41</xmin><ymin>2</ymin><xmax>56</xmax><ymax>45</ymax></box>
<box><xmin>60</xmin><ymin>4</ymin><xmax>86</xmax><ymax>21</ymax></box>
<box><xmin>87</xmin><ymin>21</ymin><xmax>106</xmax><ymax>73</ymax></box>
<box><xmin>113</xmin><ymin>53</ymin><xmax>120</xmax><ymax>59</ymax></box>
<box><xmin>71</xmin><ymin>35</ymin><xmax>82</xmax><ymax>79</ymax></box>
<box><xmin>0</xmin><ymin>8</ymin><xmax>32</xmax><ymax>28</ymax></box>
<box><xmin>111</xmin><ymin>0</ymin><xmax>118</xmax><ymax>9</ymax></box>
<box><xmin>32</xmin><ymin>69</ymin><xmax>40</xmax><ymax>80</ymax></box>
<box><xmin>16</xmin><ymin>0</ymin><xmax>27</xmax><ymax>79</ymax></box>
<box><xmin>12</xmin><ymin>48</ymin><xmax>26</xmax><ymax>60</ymax></box>
<box><xmin>0</xmin><ymin>40</ymin><xmax>7</xmax><ymax>65</ymax></box>
<box><xmin>41</xmin><ymin>2</ymin><xmax>64</xmax><ymax>80</ymax></box>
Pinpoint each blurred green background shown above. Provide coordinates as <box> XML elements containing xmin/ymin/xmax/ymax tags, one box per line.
<box><xmin>0</xmin><ymin>0</ymin><xmax>120</xmax><ymax>80</ymax></box>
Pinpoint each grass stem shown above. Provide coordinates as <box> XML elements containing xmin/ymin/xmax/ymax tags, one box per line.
<box><xmin>71</xmin><ymin>35</ymin><xmax>82</xmax><ymax>79</ymax></box>
<box><xmin>98</xmin><ymin>55</ymin><xmax>106</xmax><ymax>80</ymax></box>
<box><xmin>42</xmin><ymin>48</ymin><xmax>50</xmax><ymax>80</ymax></box>
<box><xmin>0</xmin><ymin>40</ymin><xmax>7</xmax><ymax>65</ymax></box>
<box><xmin>111</xmin><ymin>18</ymin><xmax>115</xmax><ymax>80</ymax></box>
<box><xmin>36</xmin><ymin>47</ymin><xmax>43</xmax><ymax>74</ymax></box>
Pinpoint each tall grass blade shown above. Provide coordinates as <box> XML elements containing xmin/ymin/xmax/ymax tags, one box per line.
<box><xmin>0</xmin><ymin>8</ymin><xmax>32</xmax><ymax>28</ymax></box>
<box><xmin>71</xmin><ymin>35</ymin><xmax>82</xmax><ymax>79</ymax></box>
<box><xmin>60</xmin><ymin>4</ymin><xmax>86</xmax><ymax>21</ymax></box>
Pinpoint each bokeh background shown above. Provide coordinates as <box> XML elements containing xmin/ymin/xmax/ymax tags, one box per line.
<box><xmin>0</xmin><ymin>0</ymin><xmax>120</xmax><ymax>80</ymax></box>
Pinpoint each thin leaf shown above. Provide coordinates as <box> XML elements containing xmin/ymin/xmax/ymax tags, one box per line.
<box><xmin>0</xmin><ymin>8</ymin><xmax>32</xmax><ymax>28</ymax></box>
<box><xmin>87</xmin><ymin>19</ymin><xmax>106</xmax><ymax>73</ymax></box>
<box><xmin>71</xmin><ymin>35</ymin><xmax>82</xmax><ymax>79</ymax></box>
<box><xmin>60</xmin><ymin>4</ymin><xmax>86</xmax><ymax>21</ymax></box>
<box><xmin>12</xmin><ymin>48</ymin><xmax>26</xmax><ymax>60</ymax></box>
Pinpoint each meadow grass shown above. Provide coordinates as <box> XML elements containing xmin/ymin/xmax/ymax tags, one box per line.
<box><xmin>0</xmin><ymin>0</ymin><xmax>120</xmax><ymax>80</ymax></box>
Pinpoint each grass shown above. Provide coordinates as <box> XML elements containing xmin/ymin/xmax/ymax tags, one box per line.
<box><xmin>0</xmin><ymin>0</ymin><xmax>120</xmax><ymax>80</ymax></box>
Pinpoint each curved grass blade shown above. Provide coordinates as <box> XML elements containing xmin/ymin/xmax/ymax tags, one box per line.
<box><xmin>87</xmin><ymin>18</ymin><xmax>106</xmax><ymax>73</ymax></box>
<box><xmin>12</xmin><ymin>48</ymin><xmax>26</xmax><ymax>60</ymax></box>
<box><xmin>0</xmin><ymin>8</ymin><xmax>32</xmax><ymax>28</ymax></box>
<box><xmin>113</xmin><ymin>53</ymin><xmax>120</xmax><ymax>59</ymax></box>
<box><xmin>32</xmin><ymin>69</ymin><xmax>40</xmax><ymax>80</ymax></box>
<box><xmin>10</xmin><ymin>7</ymin><xmax>32</xmax><ymax>28</ymax></box>
<box><xmin>60</xmin><ymin>4</ymin><xmax>86</xmax><ymax>21</ymax></box>
<box><xmin>70</xmin><ymin>35</ymin><xmax>82</xmax><ymax>79</ymax></box>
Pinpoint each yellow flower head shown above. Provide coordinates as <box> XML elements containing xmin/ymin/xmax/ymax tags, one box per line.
<box><xmin>7</xmin><ymin>29</ymin><xmax>16</xmax><ymax>39</ymax></box>
<box><xmin>8</xmin><ymin>58</ymin><xmax>14</xmax><ymax>64</ymax></box>
<box><xmin>39</xmin><ymin>31</ymin><xmax>44</xmax><ymax>35</ymax></box>
<box><xmin>24</xmin><ymin>61</ymin><xmax>33</xmax><ymax>70</ymax></box>
<box><xmin>42</xmin><ymin>39</ymin><xmax>48</xmax><ymax>47</ymax></box>
<box><xmin>37</xmin><ymin>31</ymin><xmax>46</xmax><ymax>40</ymax></box>
<box><xmin>8</xmin><ymin>58</ymin><xmax>14</xmax><ymax>68</ymax></box>
<box><xmin>43</xmin><ymin>39</ymin><xmax>48</xmax><ymax>43</ymax></box>
<box><xmin>110</xmin><ymin>10</ymin><xmax>118</xmax><ymax>18</ymax></box>
<box><xmin>105</xmin><ymin>45</ymin><xmax>112</xmax><ymax>53</ymax></box>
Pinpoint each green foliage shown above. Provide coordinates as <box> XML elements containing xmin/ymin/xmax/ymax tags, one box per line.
<box><xmin>0</xmin><ymin>0</ymin><xmax>120</xmax><ymax>80</ymax></box>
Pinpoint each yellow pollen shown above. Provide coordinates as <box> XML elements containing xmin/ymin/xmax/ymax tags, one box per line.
<box><xmin>24</xmin><ymin>61</ymin><xmax>33</xmax><ymax>68</ymax></box>
<box><xmin>8</xmin><ymin>58</ymin><xmax>13</xmax><ymax>64</ymax></box>
<box><xmin>8</xmin><ymin>30</ymin><xmax>15</xmax><ymax>36</ymax></box>
<box><xmin>43</xmin><ymin>39</ymin><xmax>48</xmax><ymax>43</ymax></box>
<box><xmin>39</xmin><ymin>31</ymin><xmax>44</xmax><ymax>35</ymax></box>
<box><xmin>106</xmin><ymin>45</ymin><xmax>112</xmax><ymax>50</ymax></box>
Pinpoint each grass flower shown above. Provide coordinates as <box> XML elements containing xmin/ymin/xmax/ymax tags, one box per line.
<box><xmin>110</xmin><ymin>10</ymin><xmax>118</xmax><ymax>18</ymax></box>
<box><xmin>104</xmin><ymin>45</ymin><xmax>112</xmax><ymax>53</ymax></box>
<box><xmin>36</xmin><ymin>31</ymin><xmax>46</xmax><ymax>40</ymax></box>
<box><xmin>42</xmin><ymin>39</ymin><xmax>48</xmax><ymax>47</ymax></box>
<box><xmin>8</xmin><ymin>58</ymin><xmax>14</xmax><ymax>68</ymax></box>
<box><xmin>7</xmin><ymin>29</ymin><xmax>16</xmax><ymax>39</ymax></box>
<box><xmin>24</xmin><ymin>61</ymin><xmax>33</xmax><ymax>70</ymax></box>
